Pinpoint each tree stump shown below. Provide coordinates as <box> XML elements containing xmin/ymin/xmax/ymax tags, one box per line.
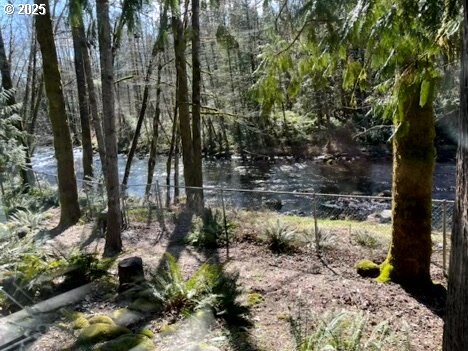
<box><xmin>118</xmin><ymin>257</ymin><xmax>145</xmax><ymax>292</ymax></box>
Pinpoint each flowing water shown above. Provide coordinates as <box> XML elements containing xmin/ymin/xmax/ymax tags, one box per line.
<box><xmin>32</xmin><ymin>147</ymin><xmax>456</xmax><ymax>202</ymax></box>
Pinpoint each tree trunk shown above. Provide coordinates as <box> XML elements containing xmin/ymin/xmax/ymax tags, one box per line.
<box><xmin>377</xmin><ymin>71</ymin><xmax>435</xmax><ymax>285</ymax></box>
<box><xmin>77</xmin><ymin>15</ymin><xmax>107</xmax><ymax>178</ymax></box>
<box><xmin>443</xmin><ymin>1</ymin><xmax>468</xmax><ymax>348</ymax></box>
<box><xmin>191</xmin><ymin>0</ymin><xmax>204</xmax><ymax>209</ymax></box>
<box><xmin>35</xmin><ymin>0</ymin><xmax>81</xmax><ymax>227</ymax></box>
<box><xmin>71</xmin><ymin>24</ymin><xmax>93</xmax><ymax>182</ymax></box>
<box><xmin>172</xmin><ymin>13</ymin><xmax>197</xmax><ymax>208</ymax></box>
<box><xmin>145</xmin><ymin>57</ymin><xmax>163</xmax><ymax>196</ymax></box>
<box><xmin>96</xmin><ymin>0</ymin><xmax>122</xmax><ymax>257</ymax></box>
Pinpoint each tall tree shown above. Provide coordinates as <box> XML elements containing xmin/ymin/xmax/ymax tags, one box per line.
<box><xmin>70</xmin><ymin>2</ymin><xmax>94</xmax><ymax>182</ymax></box>
<box><xmin>35</xmin><ymin>0</ymin><xmax>81</xmax><ymax>227</ymax></box>
<box><xmin>191</xmin><ymin>0</ymin><xmax>204</xmax><ymax>206</ymax></box>
<box><xmin>255</xmin><ymin>0</ymin><xmax>452</xmax><ymax>284</ymax></box>
<box><xmin>96</xmin><ymin>0</ymin><xmax>122</xmax><ymax>256</ymax></box>
<box><xmin>171</xmin><ymin>0</ymin><xmax>204</xmax><ymax>210</ymax></box>
<box><xmin>443</xmin><ymin>0</ymin><xmax>468</xmax><ymax>348</ymax></box>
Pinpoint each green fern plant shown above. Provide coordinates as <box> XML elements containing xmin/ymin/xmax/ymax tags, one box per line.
<box><xmin>149</xmin><ymin>253</ymin><xmax>221</xmax><ymax>315</ymax></box>
<box><xmin>148</xmin><ymin>253</ymin><xmax>249</xmax><ymax>323</ymax></box>
<box><xmin>9</xmin><ymin>209</ymin><xmax>45</xmax><ymax>232</ymax></box>
<box><xmin>265</xmin><ymin>220</ymin><xmax>296</xmax><ymax>253</ymax></box>
<box><xmin>186</xmin><ymin>208</ymin><xmax>234</xmax><ymax>248</ymax></box>
<box><xmin>302</xmin><ymin>227</ymin><xmax>335</xmax><ymax>252</ymax></box>
<box><xmin>290</xmin><ymin>310</ymin><xmax>409</xmax><ymax>351</ymax></box>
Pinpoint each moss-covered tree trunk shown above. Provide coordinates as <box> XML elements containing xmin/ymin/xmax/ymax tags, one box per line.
<box><xmin>35</xmin><ymin>0</ymin><xmax>81</xmax><ymax>227</ymax></box>
<box><xmin>378</xmin><ymin>72</ymin><xmax>435</xmax><ymax>285</ymax></box>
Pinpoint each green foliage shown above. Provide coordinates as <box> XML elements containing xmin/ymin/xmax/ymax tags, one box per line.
<box><xmin>149</xmin><ymin>253</ymin><xmax>221</xmax><ymax>315</ymax></box>
<box><xmin>9</xmin><ymin>209</ymin><xmax>45</xmax><ymax>232</ymax></box>
<box><xmin>0</xmin><ymin>248</ymin><xmax>113</xmax><ymax>313</ymax></box>
<box><xmin>186</xmin><ymin>208</ymin><xmax>234</xmax><ymax>249</ymax></box>
<box><xmin>352</xmin><ymin>230</ymin><xmax>382</xmax><ymax>249</ymax></box>
<box><xmin>0</xmin><ymin>88</ymin><xmax>25</xmax><ymax>172</ymax></box>
<box><xmin>265</xmin><ymin>220</ymin><xmax>296</xmax><ymax>253</ymax></box>
<box><xmin>148</xmin><ymin>253</ymin><xmax>249</xmax><ymax>323</ymax></box>
<box><xmin>302</xmin><ymin>227</ymin><xmax>336</xmax><ymax>252</ymax></box>
<box><xmin>290</xmin><ymin>310</ymin><xmax>408</xmax><ymax>351</ymax></box>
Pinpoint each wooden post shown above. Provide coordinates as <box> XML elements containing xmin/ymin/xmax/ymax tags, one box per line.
<box><xmin>443</xmin><ymin>200</ymin><xmax>447</xmax><ymax>278</ymax></box>
<box><xmin>118</xmin><ymin>256</ymin><xmax>145</xmax><ymax>292</ymax></box>
<box><xmin>221</xmin><ymin>188</ymin><xmax>229</xmax><ymax>259</ymax></box>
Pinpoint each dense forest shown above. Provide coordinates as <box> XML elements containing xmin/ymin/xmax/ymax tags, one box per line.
<box><xmin>1</xmin><ymin>0</ymin><xmax>468</xmax><ymax>350</ymax></box>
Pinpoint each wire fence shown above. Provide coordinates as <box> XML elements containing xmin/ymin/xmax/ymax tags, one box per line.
<box><xmin>21</xmin><ymin>169</ymin><xmax>455</xmax><ymax>275</ymax></box>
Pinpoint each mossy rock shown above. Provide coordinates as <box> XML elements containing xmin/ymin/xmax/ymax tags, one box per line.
<box><xmin>356</xmin><ymin>259</ymin><xmax>380</xmax><ymax>278</ymax></box>
<box><xmin>96</xmin><ymin>334</ymin><xmax>155</xmax><ymax>351</ymax></box>
<box><xmin>112</xmin><ymin>308</ymin><xmax>143</xmax><ymax>326</ymax></box>
<box><xmin>77</xmin><ymin>323</ymin><xmax>131</xmax><ymax>345</ymax></box>
<box><xmin>137</xmin><ymin>328</ymin><xmax>154</xmax><ymax>338</ymax></box>
<box><xmin>128</xmin><ymin>298</ymin><xmax>161</xmax><ymax>313</ymax></box>
<box><xmin>73</xmin><ymin>315</ymin><xmax>90</xmax><ymax>329</ymax></box>
<box><xmin>88</xmin><ymin>315</ymin><xmax>115</xmax><ymax>325</ymax></box>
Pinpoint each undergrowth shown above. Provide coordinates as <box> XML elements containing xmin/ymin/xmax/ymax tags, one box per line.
<box><xmin>148</xmin><ymin>253</ymin><xmax>249</xmax><ymax>324</ymax></box>
<box><xmin>186</xmin><ymin>208</ymin><xmax>235</xmax><ymax>248</ymax></box>
<box><xmin>290</xmin><ymin>309</ymin><xmax>410</xmax><ymax>351</ymax></box>
<box><xmin>265</xmin><ymin>220</ymin><xmax>296</xmax><ymax>253</ymax></box>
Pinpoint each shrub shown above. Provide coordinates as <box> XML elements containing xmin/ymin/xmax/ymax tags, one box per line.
<box><xmin>265</xmin><ymin>220</ymin><xmax>296</xmax><ymax>253</ymax></box>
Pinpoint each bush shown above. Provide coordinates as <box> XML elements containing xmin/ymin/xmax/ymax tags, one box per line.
<box><xmin>265</xmin><ymin>220</ymin><xmax>296</xmax><ymax>253</ymax></box>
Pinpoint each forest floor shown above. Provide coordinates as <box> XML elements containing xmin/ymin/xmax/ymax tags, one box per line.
<box><xmin>27</xmin><ymin>206</ymin><xmax>447</xmax><ymax>351</ymax></box>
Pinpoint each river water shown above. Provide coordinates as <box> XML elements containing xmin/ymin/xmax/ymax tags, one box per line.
<box><xmin>31</xmin><ymin>147</ymin><xmax>456</xmax><ymax>202</ymax></box>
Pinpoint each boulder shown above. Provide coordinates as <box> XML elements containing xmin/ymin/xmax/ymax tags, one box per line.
<box><xmin>77</xmin><ymin>323</ymin><xmax>131</xmax><ymax>345</ymax></box>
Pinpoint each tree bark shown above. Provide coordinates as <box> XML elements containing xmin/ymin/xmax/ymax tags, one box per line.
<box><xmin>71</xmin><ymin>24</ymin><xmax>93</xmax><ymax>182</ymax></box>
<box><xmin>443</xmin><ymin>1</ymin><xmax>468</xmax><ymax>348</ymax></box>
<box><xmin>145</xmin><ymin>57</ymin><xmax>163</xmax><ymax>196</ymax></box>
<box><xmin>172</xmin><ymin>13</ymin><xmax>197</xmax><ymax>208</ymax></box>
<box><xmin>35</xmin><ymin>0</ymin><xmax>81</xmax><ymax>227</ymax></box>
<box><xmin>191</xmin><ymin>0</ymin><xmax>204</xmax><ymax>209</ymax></box>
<box><xmin>96</xmin><ymin>0</ymin><xmax>122</xmax><ymax>256</ymax></box>
<box><xmin>377</xmin><ymin>71</ymin><xmax>435</xmax><ymax>285</ymax></box>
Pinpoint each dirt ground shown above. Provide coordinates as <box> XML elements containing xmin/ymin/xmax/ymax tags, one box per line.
<box><xmin>29</xmin><ymin>207</ymin><xmax>446</xmax><ymax>351</ymax></box>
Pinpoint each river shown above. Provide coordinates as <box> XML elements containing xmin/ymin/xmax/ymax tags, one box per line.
<box><xmin>31</xmin><ymin>148</ymin><xmax>456</xmax><ymax>203</ymax></box>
